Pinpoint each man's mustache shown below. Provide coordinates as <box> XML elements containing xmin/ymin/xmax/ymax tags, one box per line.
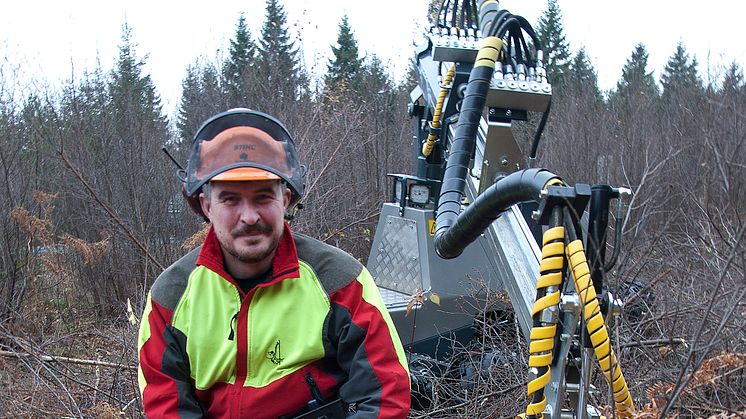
<box><xmin>232</xmin><ymin>223</ymin><xmax>272</xmax><ymax>236</ymax></box>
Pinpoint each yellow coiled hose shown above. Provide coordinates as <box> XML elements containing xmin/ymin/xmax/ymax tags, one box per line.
<box><xmin>422</xmin><ymin>36</ymin><xmax>502</xmax><ymax>158</ymax></box>
<box><xmin>422</xmin><ymin>64</ymin><xmax>456</xmax><ymax>157</ymax></box>
<box><xmin>566</xmin><ymin>240</ymin><xmax>635</xmax><ymax>417</ymax></box>
<box><xmin>522</xmin><ymin>226</ymin><xmax>564</xmax><ymax>419</ymax></box>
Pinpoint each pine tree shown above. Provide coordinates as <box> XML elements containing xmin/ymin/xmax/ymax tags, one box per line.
<box><xmin>107</xmin><ymin>22</ymin><xmax>170</xmax><ymax>210</ymax></box>
<box><xmin>613</xmin><ymin>43</ymin><xmax>659</xmax><ymax>100</ymax></box>
<box><xmin>256</xmin><ymin>0</ymin><xmax>308</xmax><ymax>102</ymax></box>
<box><xmin>721</xmin><ymin>61</ymin><xmax>744</xmax><ymax>94</ymax></box>
<box><xmin>178</xmin><ymin>61</ymin><xmax>226</xmax><ymax>147</ymax></box>
<box><xmin>660</xmin><ymin>41</ymin><xmax>702</xmax><ymax>101</ymax></box>
<box><xmin>536</xmin><ymin>0</ymin><xmax>572</xmax><ymax>87</ymax></box>
<box><xmin>222</xmin><ymin>14</ymin><xmax>256</xmax><ymax>105</ymax></box>
<box><xmin>567</xmin><ymin>47</ymin><xmax>602</xmax><ymax>102</ymax></box>
<box><xmin>360</xmin><ymin>55</ymin><xmax>392</xmax><ymax>94</ymax></box>
<box><xmin>325</xmin><ymin>15</ymin><xmax>363</xmax><ymax>95</ymax></box>
<box><xmin>108</xmin><ymin>23</ymin><xmax>166</xmax><ymax>129</ymax></box>
<box><xmin>177</xmin><ymin>64</ymin><xmax>204</xmax><ymax>142</ymax></box>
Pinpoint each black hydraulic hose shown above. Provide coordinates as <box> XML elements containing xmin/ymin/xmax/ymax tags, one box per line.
<box><xmin>529</xmin><ymin>97</ymin><xmax>552</xmax><ymax>161</ymax></box>
<box><xmin>516</xmin><ymin>16</ymin><xmax>540</xmax><ymax>48</ymax></box>
<box><xmin>435</xmin><ymin>168</ymin><xmax>560</xmax><ymax>259</ymax></box>
<box><xmin>433</xmin><ymin>36</ymin><xmax>502</xmax><ymax>259</ymax></box>
<box><xmin>438</xmin><ymin>0</ymin><xmax>448</xmax><ymax>26</ymax></box>
<box><xmin>468</xmin><ymin>0</ymin><xmax>478</xmax><ymax>28</ymax></box>
<box><xmin>511</xmin><ymin>31</ymin><xmax>523</xmax><ymax>65</ymax></box>
<box><xmin>484</xmin><ymin>9</ymin><xmax>509</xmax><ymax>38</ymax></box>
<box><xmin>495</xmin><ymin>16</ymin><xmax>519</xmax><ymax>38</ymax></box>
<box><xmin>517</xmin><ymin>32</ymin><xmax>532</xmax><ymax>66</ymax></box>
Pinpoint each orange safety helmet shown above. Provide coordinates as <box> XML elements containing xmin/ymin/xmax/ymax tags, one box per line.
<box><xmin>183</xmin><ymin>109</ymin><xmax>305</xmax><ymax>218</ymax></box>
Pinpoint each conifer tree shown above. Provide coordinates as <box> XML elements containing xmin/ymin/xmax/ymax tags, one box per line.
<box><xmin>360</xmin><ymin>55</ymin><xmax>392</xmax><ymax>93</ymax></box>
<box><xmin>325</xmin><ymin>15</ymin><xmax>363</xmax><ymax>94</ymax></box>
<box><xmin>536</xmin><ymin>0</ymin><xmax>572</xmax><ymax>87</ymax></box>
<box><xmin>613</xmin><ymin>43</ymin><xmax>659</xmax><ymax>100</ymax></box>
<box><xmin>178</xmin><ymin>61</ymin><xmax>225</xmax><ymax>146</ymax></box>
<box><xmin>567</xmin><ymin>47</ymin><xmax>602</xmax><ymax>102</ymax></box>
<box><xmin>177</xmin><ymin>64</ymin><xmax>204</xmax><ymax>142</ymax></box>
<box><xmin>660</xmin><ymin>41</ymin><xmax>702</xmax><ymax>100</ymax></box>
<box><xmin>53</xmin><ymin>23</ymin><xmax>175</xmax><ymax>304</ymax></box>
<box><xmin>107</xmin><ymin>23</ymin><xmax>169</xmax><ymax>205</ymax></box>
<box><xmin>256</xmin><ymin>0</ymin><xmax>308</xmax><ymax>102</ymax></box>
<box><xmin>108</xmin><ymin>23</ymin><xmax>165</xmax><ymax>129</ymax></box>
<box><xmin>721</xmin><ymin>61</ymin><xmax>744</xmax><ymax>95</ymax></box>
<box><xmin>222</xmin><ymin>14</ymin><xmax>256</xmax><ymax>105</ymax></box>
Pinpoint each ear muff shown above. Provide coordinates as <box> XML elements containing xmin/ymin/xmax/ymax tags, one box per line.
<box><xmin>183</xmin><ymin>184</ymin><xmax>209</xmax><ymax>222</ymax></box>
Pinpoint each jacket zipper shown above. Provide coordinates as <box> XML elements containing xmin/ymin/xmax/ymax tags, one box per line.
<box><xmin>234</xmin><ymin>289</ymin><xmax>254</xmax><ymax>388</ymax></box>
<box><xmin>227</xmin><ymin>312</ymin><xmax>239</xmax><ymax>340</ymax></box>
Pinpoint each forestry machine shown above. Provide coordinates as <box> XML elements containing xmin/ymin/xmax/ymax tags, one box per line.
<box><xmin>366</xmin><ymin>1</ymin><xmax>636</xmax><ymax>417</ymax></box>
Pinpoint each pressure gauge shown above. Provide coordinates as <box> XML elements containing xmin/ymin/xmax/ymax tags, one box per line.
<box><xmin>409</xmin><ymin>184</ymin><xmax>430</xmax><ymax>204</ymax></box>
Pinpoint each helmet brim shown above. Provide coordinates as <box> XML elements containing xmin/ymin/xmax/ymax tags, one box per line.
<box><xmin>211</xmin><ymin>167</ymin><xmax>282</xmax><ymax>182</ymax></box>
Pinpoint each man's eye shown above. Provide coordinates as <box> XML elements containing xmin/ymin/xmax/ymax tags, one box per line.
<box><xmin>256</xmin><ymin>194</ymin><xmax>274</xmax><ymax>202</ymax></box>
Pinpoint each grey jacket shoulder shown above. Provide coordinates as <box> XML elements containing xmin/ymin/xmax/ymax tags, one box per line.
<box><xmin>150</xmin><ymin>246</ymin><xmax>201</xmax><ymax>310</ymax></box>
<box><xmin>293</xmin><ymin>233</ymin><xmax>363</xmax><ymax>294</ymax></box>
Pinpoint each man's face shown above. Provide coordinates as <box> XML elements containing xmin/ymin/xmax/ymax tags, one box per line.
<box><xmin>200</xmin><ymin>180</ymin><xmax>291</xmax><ymax>268</ymax></box>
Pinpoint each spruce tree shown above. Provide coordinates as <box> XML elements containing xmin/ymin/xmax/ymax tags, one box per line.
<box><xmin>222</xmin><ymin>14</ymin><xmax>256</xmax><ymax>105</ymax></box>
<box><xmin>108</xmin><ymin>23</ymin><xmax>165</xmax><ymax>129</ymax></box>
<box><xmin>721</xmin><ymin>61</ymin><xmax>744</xmax><ymax>95</ymax></box>
<box><xmin>567</xmin><ymin>47</ymin><xmax>602</xmax><ymax>102</ymax></box>
<box><xmin>660</xmin><ymin>41</ymin><xmax>702</xmax><ymax>101</ymax></box>
<box><xmin>325</xmin><ymin>15</ymin><xmax>363</xmax><ymax>95</ymax></box>
<box><xmin>613</xmin><ymin>43</ymin><xmax>659</xmax><ymax>100</ymax></box>
<box><xmin>177</xmin><ymin>64</ymin><xmax>201</xmax><ymax>141</ymax></box>
<box><xmin>536</xmin><ymin>0</ymin><xmax>572</xmax><ymax>87</ymax></box>
<box><xmin>256</xmin><ymin>0</ymin><xmax>307</xmax><ymax>102</ymax></box>
<box><xmin>360</xmin><ymin>55</ymin><xmax>392</xmax><ymax>94</ymax></box>
<box><xmin>178</xmin><ymin>61</ymin><xmax>226</xmax><ymax>146</ymax></box>
<box><xmin>107</xmin><ymin>23</ymin><xmax>169</xmax><ymax>192</ymax></box>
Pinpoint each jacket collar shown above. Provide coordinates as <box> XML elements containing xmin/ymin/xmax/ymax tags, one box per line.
<box><xmin>196</xmin><ymin>222</ymin><xmax>300</xmax><ymax>286</ymax></box>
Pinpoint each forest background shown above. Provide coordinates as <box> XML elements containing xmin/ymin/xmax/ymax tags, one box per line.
<box><xmin>0</xmin><ymin>0</ymin><xmax>743</xmax><ymax>417</ymax></box>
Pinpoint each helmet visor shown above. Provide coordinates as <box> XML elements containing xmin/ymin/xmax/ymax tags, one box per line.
<box><xmin>185</xmin><ymin>110</ymin><xmax>303</xmax><ymax>200</ymax></box>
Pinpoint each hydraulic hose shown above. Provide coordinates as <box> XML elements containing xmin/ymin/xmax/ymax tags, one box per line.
<box><xmin>422</xmin><ymin>64</ymin><xmax>456</xmax><ymax>157</ymax></box>
<box><xmin>522</xmin><ymin>223</ymin><xmax>564</xmax><ymax>419</ymax></box>
<box><xmin>566</xmin><ymin>239</ymin><xmax>635</xmax><ymax>417</ymax></box>
<box><xmin>478</xmin><ymin>0</ymin><xmax>501</xmax><ymax>38</ymax></box>
<box><xmin>435</xmin><ymin>168</ymin><xmax>560</xmax><ymax>259</ymax></box>
<box><xmin>431</xmin><ymin>36</ymin><xmax>500</xmax><ymax>259</ymax></box>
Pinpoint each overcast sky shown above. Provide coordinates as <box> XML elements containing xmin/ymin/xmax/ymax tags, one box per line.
<box><xmin>1</xmin><ymin>1</ymin><xmax>744</xmax><ymax>115</ymax></box>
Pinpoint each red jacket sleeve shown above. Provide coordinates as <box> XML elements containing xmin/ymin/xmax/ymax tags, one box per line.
<box><xmin>138</xmin><ymin>294</ymin><xmax>205</xmax><ymax>418</ymax></box>
<box><xmin>328</xmin><ymin>269</ymin><xmax>411</xmax><ymax>418</ymax></box>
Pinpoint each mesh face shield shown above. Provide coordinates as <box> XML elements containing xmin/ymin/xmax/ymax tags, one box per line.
<box><xmin>185</xmin><ymin>109</ymin><xmax>305</xmax><ymax>206</ymax></box>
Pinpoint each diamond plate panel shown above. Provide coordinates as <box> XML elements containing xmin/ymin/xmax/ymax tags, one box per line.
<box><xmin>372</xmin><ymin>216</ymin><xmax>421</xmax><ymax>295</ymax></box>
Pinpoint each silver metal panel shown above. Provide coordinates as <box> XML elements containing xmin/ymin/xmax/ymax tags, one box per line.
<box><xmin>486</xmin><ymin>207</ymin><xmax>541</xmax><ymax>339</ymax></box>
<box><xmin>486</xmin><ymin>79</ymin><xmax>552</xmax><ymax>112</ymax></box>
<box><xmin>379</xmin><ymin>287</ymin><xmax>411</xmax><ymax>308</ymax></box>
<box><xmin>477</xmin><ymin>120</ymin><xmax>526</xmax><ymax>194</ymax></box>
<box><xmin>369</xmin><ymin>204</ymin><xmax>504</xmax><ymax>298</ymax></box>
<box><xmin>463</xmin><ymin>122</ymin><xmax>542</xmax><ymax>341</ymax></box>
<box><xmin>370</xmin><ymin>215</ymin><xmax>422</xmax><ymax>295</ymax></box>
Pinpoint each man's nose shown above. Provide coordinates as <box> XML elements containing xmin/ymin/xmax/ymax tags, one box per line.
<box><xmin>238</xmin><ymin>202</ymin><xmax>261</xmax><ymax>225</ymax></box>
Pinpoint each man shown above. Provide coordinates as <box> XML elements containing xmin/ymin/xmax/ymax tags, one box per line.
<box><xmin>138</xmin><ymin>109</ymin><xmax>410</xmax><ymax>418</ymax></box>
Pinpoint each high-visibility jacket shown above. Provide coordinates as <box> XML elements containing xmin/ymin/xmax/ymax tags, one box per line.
<box><xmin>138</xmin><ymin>224</ymin><xmax>410</xmax><ymax>418</ymax></box>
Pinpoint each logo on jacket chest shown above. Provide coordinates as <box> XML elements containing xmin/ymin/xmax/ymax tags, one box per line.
<box><xmin>266</xmin><ymin>340</ymin><xmax>284</xmax><ymax>365</ymax></box>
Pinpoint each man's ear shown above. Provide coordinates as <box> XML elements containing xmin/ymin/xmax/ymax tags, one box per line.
<box><xmin>199</xmin><ymin>193</ymin><xmax>211</xmax><ymax>220</ymax></box>
<box><xmin>282</xmin><ymin>187</ymin><xmax>292</xmax><ymax>209</ymax></box>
